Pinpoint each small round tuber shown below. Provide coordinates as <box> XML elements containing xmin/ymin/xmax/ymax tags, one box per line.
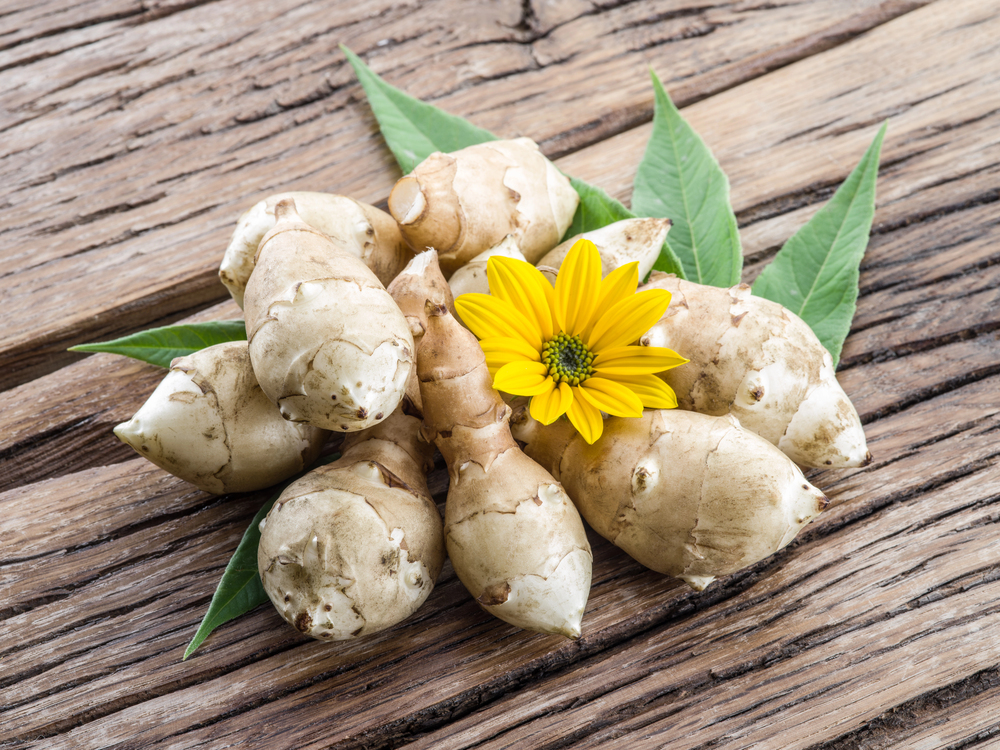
<box><xmin>114</xmin><ymin>341</ymin><xmax>328</xmax><ymax>494</ymax></box>
<box><xmin>388</xmin><ymin>137</ymin><xmax>579</xmax><ymax>276</ymax></box>
<box><xmin>219</xmin><ymin>191</ymin><xmax>412</xmax><ymax>308</ymax></box>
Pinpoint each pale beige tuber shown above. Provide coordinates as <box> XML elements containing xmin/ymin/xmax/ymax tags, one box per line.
<box><xmin>257</xmin><ymin>407</ymin><xmax>444</xmax><ymax>640</ymax></box>
<box><xmin>243</xmin><ymin>198</ymin><xmax>413</xmax><ymax>432</ymax></box>
<box><xmin>220</xmin><ymin>191</ymin><xmax>412</xmax><ymax>308</ymax></box>
<box><xmin>511</xmin><ymin>408</ymin><xmax>829</xmax><ymax>591</ymax></box>
<box><xmin>388</xmin><ymin>137</ymin><xmax>579</xmax><ymax>276</ymax></box>
<box><xmin>114</xmin><ymin>341</ymin><xmax>328</xmax><ymax>494</ymax></box>
<box><xmin>641</xmin><ymin>274</ymin><xmax>870</xmax><ymax>468</ymax></box>
<box><xmin>536</xmin><ymin>218</ymin><xmax>671</xmax><ymax>285</ymax></box>
<box><xmin>447</xmin><ymin>235</ymin><xmax>527</xmax><ymax>300</ymax></box>
<box><xmin>417</xmin><ymin>260</ymin><xmax>592</xmax><ymax>638</ymax></box>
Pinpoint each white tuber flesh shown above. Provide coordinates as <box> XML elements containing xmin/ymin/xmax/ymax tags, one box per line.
<box><xmin>641</xmin><ymin>274</ymin><xmax>871</xmax><ymax>468</ymax></box>
<box><xmin>511</xmin><ymin>408</ymin><xmax>829</xmax><ymax>591</ymax></box>
<box><xmin>535</xmin><ymin>218</ymin><xmax>672</xmax><ymax>285</ymax></box>
<box><xmin>388</xmin><ymin>137</ymin><xmax>579</xmax><ymax>277</ymax></box>
<box><xmin>418</xmin><ymin>285</ymin><xmax>592</xmax><ymax>638</ymax></box>
<box><xmin>243</xmin><ymin>198</ymin><xmax>413</xmax><ymax>432</ymax></box>
<box><xmin>114</xmin><ymin>341</ymin><xmax>328</xmax><ymax>494</ymax></box>
<box><xmin>257</xmin><ymin>408</ymin><xmax>444</xmax><ymax>640</ymax></box>
<box><xmin>447</xmin><ymin>235</ymin><xmax>527</xmax><ymax>299</ymax></box>
<box><xmin>219</xmin><ymin>191</ymin><xmax>412</xmax><ymax>308</ymax></box>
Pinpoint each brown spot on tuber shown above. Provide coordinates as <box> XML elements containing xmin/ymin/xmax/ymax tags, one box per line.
<box><xmin>375</xmin><ymin>462</ymin><xmax>413</xmax><ymax>492</ymax></box>
<box><xmin>731</xmin><ymin>311</ymin><xmax>748</xmax><ymax>327</ymax></box>
<box><xmin>356</xmin><ymin>407</ymin><xmax>368</xmax><ymax>419</ymax></box>
<box><xmin>294</xmin><ymin>611</ymin><xmax>313</xmax><ymax>633</ymax></box>
<box><xmin>477</xmin><ymin>581</ymin><xmax>511</xmax><ymax>606</ymax></box>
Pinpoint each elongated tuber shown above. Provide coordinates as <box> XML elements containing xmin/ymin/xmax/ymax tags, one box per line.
<box><xmin>114</xmin><ymin>341</ymin><xmax>328</xmax><ymax>494</ymax></box>
<box><xmin>243</xmin><ymin>198</ymin><xmax>413</xmax><ymax>432</ymax></box>
<box><xmin>511</xmin><ymin>407</ymin><xmax>828</xmax><ymax>591</ymax></box>
<box><xmin>418</xmin><ymin>276</ymin><xmax>592</xmax><ymax>638</ymax></box>
<box><xmin>220</xmin><ymin>191</ymin><xmax>412</xmax><ymax>308</ymax></box>
<box><xmin>536</xmin><ymin>218</ymin><xmax>671</xmax><ymax>285</ymax></box>
<box><xmin>388</xmin><ymin>137</ymin><xmax>579</xmax><ymax>276</ymax></box>
<box><xmin>257</xmin><ymin>407</ymin><xmax>444</xmax><ymax>640</ymax></box>
<box><xmin>640</xmin><ymin>274</ymin><xmax>870</xmax><ymax>468</ymax></box>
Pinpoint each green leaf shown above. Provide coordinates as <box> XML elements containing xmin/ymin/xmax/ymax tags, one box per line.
<box><xmin>563</xmin><ymin>178</ymin><xmax>684</xmax><ymax>277</ymax></box>
<box><xmin>69</xmin><ymin>321</ymin><xmax>247</xmax><ymax>368</ymax></box>
<box><xmin>183</xmin><ymin>453</ymin><xmax>341</xmax><ymax>659</ymax></box>
<box><xmin>341</xmin><ymin>45</ymin><xmax>496</xmax><ymax>174</ymax></box>
<box><xmin>631</xmin><ymin>69</ymin><xmax>742</xmax><ymax>287</ymax></box>
<box><xmin>752</xmin><ymin>122</ymin><xmax>887</xmax><ymax>368</ymax></box>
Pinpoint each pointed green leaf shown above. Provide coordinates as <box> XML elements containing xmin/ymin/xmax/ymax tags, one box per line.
<box><xmin>341</xmin><ymin>45</ymin><xmax>496</xmax><ymax>174</ymax></box>
<box><xmin>183</xmin><ymin>453</ymin><xmax>341</xmax><ymax>659</ymax></box>
<box><xmin>631</xmin><ymin>69</ymin><xmax>742</xmax><ymax>287</ymax></box>
<box><xmin>70</xmin><ymin>321</ymin><xmax>247</xmax><ymax>368</ymax></box>
<box><xmin>753</xmin><ymin>122</ymin><xmax>887</xmax><ymax>368</ymax></box>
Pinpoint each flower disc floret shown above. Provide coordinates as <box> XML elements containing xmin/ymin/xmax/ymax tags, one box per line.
<box><xmin>454</xmin><ymin>238</ymin><xmax>688</xmax><ymax>444</ymax></box>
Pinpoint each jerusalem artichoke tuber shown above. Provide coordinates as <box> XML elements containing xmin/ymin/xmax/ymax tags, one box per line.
<box><xmin>417</xmin><ymin>259</ymin><xmax>592</xmax><ymax>638</ymax></box>
<box><xmin>114</xmin><ymin>341</ymin><xmax>328</xmax><ymax>494</ymax></box>
<box><xmin>220</xmin><ymin>191</ymin><xmax>411</xmax><ymax>308</ymax></box>
<box><xmin>243</xmin><ymin>198</ymin><xmax>413</xmax><ymax>432</ymax></box>
<box><xmin>640</xmin><ymin>274</ymin><xmax>870</xmax><ymax>468</ymax></box>
<box><xmin>511</xmin><ymin>407</ymin><xmax>829</xmax><ymax>591</ymax></box>
<box><xmin>388</xmin><ymin>137</ymin><xmax>579</xmax><ymax>276</ymax></box>
<box><xmin>535</xmin><ymin>218</ymin><xmax>671</xmax><ymax>285</ymax></box>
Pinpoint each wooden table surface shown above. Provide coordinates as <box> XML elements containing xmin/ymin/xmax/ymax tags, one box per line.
<box><xmin>3</xmin><ymin>0</ymin><xmax>999</xmax><ymax>747</ymax></box>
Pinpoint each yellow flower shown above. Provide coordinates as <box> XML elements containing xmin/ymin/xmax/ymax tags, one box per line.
<box><xmin>455</xmin><ymin>238</ymin><xmax>687</xmax><ymax>444</ymax></box>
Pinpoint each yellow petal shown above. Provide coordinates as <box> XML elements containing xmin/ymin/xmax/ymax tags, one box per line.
<box><xmin>586</xmin><ymin>288</ymin><xmax>672</xmax><ymax>352</ymax></box>
<box><xmin>555</xmin><ymin>239</ymin><xmax>602</xmax><ymax>335</ymax></box>
<box><xmin>593</xmin><ymin>345</ymin><xmax>688</xmax><ymax>375</ymax></box>
<box><xmin>576</xmin><ymin>377</ymin><xmax>644</xmax><ymax>418</ymax></box>
<box><xmin>494</xmin><ymin>361</ymin><xmax>553</xmax><ymax>396</ymax></box>
<box><xmin>480</xmin><ymin>336</ymin><xmax>540</xmax><ymax>376</ymax></box>
<box><xmin>487</xmin><ymin>257</ymin><xmax>555</xmax><ymax>340</ymax></box>
<box><xmin>529</xmin><ymin>381</ymin><xmax>573</xmax><ymax>425</ymax></box>
<box><xmin>455</xmin><ymin>293</ymin><xmax>543</xmax><ymax>350</ymax></box>
<box><xmin>566</xmin><ymin>391</ymin><xmax>604</xmax><ymax>444</ymax></box>
<box><xmin>581</xmin><ymin>262</ymin><xmax>640</xmax><ymax>340</ymax></box>
<box><xmin>607</xmin><ymin>373</ymin><xmax>679</xmax><ymax>409</ymax></box>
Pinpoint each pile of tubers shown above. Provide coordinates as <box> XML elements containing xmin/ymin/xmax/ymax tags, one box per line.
<box><xmin>115</xmin><ymin>138</ymin><xmax>870</xmax><ymax>642</ymax></box>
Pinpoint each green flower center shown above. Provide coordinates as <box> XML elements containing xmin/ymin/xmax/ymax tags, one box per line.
<box><xmin>541</xmin><ymin>333</ymin><xmax>595</xmax><ymax>386</ymax></box>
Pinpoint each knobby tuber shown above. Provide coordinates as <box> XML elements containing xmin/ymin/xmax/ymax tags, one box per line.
<box><xmin>114</xmin><ymin>341</ymin><xmax>328</xmax><ymax>494</ymax></box>
<box><xmin>641</xmin><ymin>274</ymin><xmax>870</xmax><ymax>468</ymax></box>
<box><xmin>257</xmin><ymin>407</ymin><xmax>444</xmax><ymax>640</ymax></box>
<box><xmin>388</xmin><ymin>137</ymin><xmax>579</xmax><ymax>276</ymax></box>
<box><xmin>417</xmin><ymin>263</ymin><xmax>592</xmax><ymax>638</ymax></box>
<box><xmin>220</xmin><ymin>191</ymin><xmax>411</xmax><ymax>308</ymax></box>
<box><xmin>243</xmin><ymin>198</ymin><xmax>413</xmax><ymax>432</ymax></box>
<box><xmin>511</xmin><ymin>408</ymin><xmax>828</xmax><ymax>591</ymax></box>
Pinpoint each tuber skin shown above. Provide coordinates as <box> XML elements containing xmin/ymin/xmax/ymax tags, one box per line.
<box><xmin>243</xmin><ymin>198</ymin><xmax>413</xmax><ymax>432</ymax></box>
<box><xmin>388</xmin><ymin>137</ymin><xmax>579</xmax><ymax>277</ymax></box>
<box><xmin>219</xmin><ymin>191</ymin><xmax>412</xmax><ymax>308</ymax></box>
<box><xmin>536</xmin><ymin>218</ymin><xmax>672</xmax><ymax>285</ymax></box>
<box><xmin>257</xmin><ymin>250</ymin><xmax>454</xmax><ymax>642</ymax></box>
<box><xmin>257</xmin><ymin>406</ymin><xmax>445</xmax><ymax>640</ymax></box>
<box><xmin>417</xmin><ymin>279</ymin><xmax>592</xmax><ymax>638</ymax></box>
<box><xmin>448</xmin><ymin>235</ymin><xmax>527</xmax><ymax>300</ymax></box>
<box><xmin>510</xmin><ymin>407</ymin><xmax>829</xmax><ymax>591</ymax></box>
<box><xmin>640</xmin><ymin>274</ymin><xmax>871</xmax><ymax>468</ymax></box>
<box><xmin>114</xmin><ymin>341</ymin><xmax>328</xmax><ymax>494</ymax></box>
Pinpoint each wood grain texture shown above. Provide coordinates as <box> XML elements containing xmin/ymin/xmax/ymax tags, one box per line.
<box><xmin>0</xmin><ymin>0</ymin><xmax>926</xmax><ymax>390</ymax></box>
<box><xmin>4</xmin><ymin>0</ymin><xmax>999</xmax><ymax>747</ymax></box>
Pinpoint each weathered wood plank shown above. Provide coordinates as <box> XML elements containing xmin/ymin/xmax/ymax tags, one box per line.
<box><xmin>0</xmin><ymin>0</ymin><xmax>929</xmax><ymax>390</ymax></box>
